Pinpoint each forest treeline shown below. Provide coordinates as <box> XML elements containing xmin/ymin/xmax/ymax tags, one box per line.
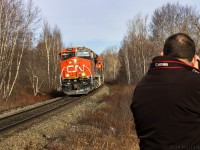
<box><xmin>103</xmin><ymin>2</ymin><xmax>200</xmax><ymax>84</ymax></box>
<box><xmin>1</xmin><ymin>0</ymin><xmax>200</xmax><ymax>101</ymax></box>
<box><xmin>0</xmin><ymin>0</ymin><xmax>63</xmax><ymax>101</ymax></box>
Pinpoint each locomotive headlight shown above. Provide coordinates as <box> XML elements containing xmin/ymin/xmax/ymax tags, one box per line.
<box><xmin>74</xmin><ymin>58</ymin><xmax>77</xmax><ymax>64</ymax></box>
<box><xmin>81</xmin><ymin>72</ymin><xmax>86</xmax><ymax>76</ymax></box>
<box><xmin>69</xmin><ymin>61</ymin><xmax>72</xmax><ymax>64</ymax></box>
<box><xmin>66</xmin><ymin>73</ymin><xmax>69</xmax><ymax>78</ymax></box>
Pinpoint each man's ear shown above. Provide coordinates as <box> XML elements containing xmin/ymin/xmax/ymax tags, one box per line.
<box><xmin>192</xmin><ymin>55</ymin><xmax>199</xmax><ymax>69</ymax></box>
<box><xmin>160</xmin><ymin>51</ymin><xmax>164</xmax><ymax>56</ymax></box>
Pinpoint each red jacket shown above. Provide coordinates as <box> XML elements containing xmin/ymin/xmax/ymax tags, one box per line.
<box><xmin>131</xmin><ymin>56</ymin><xmax>200</xmax><ymax>150</ymax></box>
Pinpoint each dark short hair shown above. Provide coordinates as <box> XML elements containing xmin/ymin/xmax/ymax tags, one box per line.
<box><xmin>163</xmin><ymin>33</ymin><xmax>196</xmax><ymax>61</ymax></box>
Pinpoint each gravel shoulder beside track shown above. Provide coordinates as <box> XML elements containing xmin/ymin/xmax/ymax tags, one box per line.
<box><xmin>0</xmin><ymin>86</ymin><xmax>110</xmax><ymax>150</ymax></box>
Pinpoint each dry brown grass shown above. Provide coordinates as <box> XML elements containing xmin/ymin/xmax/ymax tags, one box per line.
<box><xmin>45</xmin><ymin>85</ymin><xmax>139</xmax><ymax>150</ymax></box>
<box><xmin>0</xmin><ymin>95</ymin><xmax>51</xmax><ymax>113</ymax></box>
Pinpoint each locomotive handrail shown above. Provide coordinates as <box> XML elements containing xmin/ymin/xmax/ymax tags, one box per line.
<box><xmin>83</xmin><ymin>65</ymin><xmax>93</xmax><ymax>84</ymax></box>
<box><xmin>60</xmin><ymin>67</ymin><xmax>67</xmax><ymax>86</ymax></box>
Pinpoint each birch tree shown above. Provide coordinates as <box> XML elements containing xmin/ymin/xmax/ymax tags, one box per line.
<box><xmin>36</xmin><ymin>23</ymin><xmax>63</xmax><ymax>91</ymax></box>
<box><xmin>118</xmin><ymin>14</ymin><xmax>153</xmax><ymax>84</ymax></box>
<box><xmin>0</xmin><ymin>0</ymin><xmax>39</xmax><ymax>101</ymax></box>
<box><xmin>102</xmin><ymin>46</ymin><xmax>119</xmax><ymax>82</ymax></box>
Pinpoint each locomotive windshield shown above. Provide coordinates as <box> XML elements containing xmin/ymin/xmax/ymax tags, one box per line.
<box><xmin>76</xmin><ymin>51</ymin><xmax>90</xmax><ymax>57</ymax></box>
<box><xmin>61</xmin><ymin>52</ymin><xmax>75</xmax><ymax>61</ymax></box>
<box><xmin>76</xmin><ymin>47</ymin><xmax>91</xmax><ymax>59</ymax></box>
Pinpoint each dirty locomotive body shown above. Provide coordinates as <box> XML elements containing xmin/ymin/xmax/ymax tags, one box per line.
<box><xmin>59</xmin><ymin>47</ymin><xmax>104</xmax><ymax>95</ymax></box>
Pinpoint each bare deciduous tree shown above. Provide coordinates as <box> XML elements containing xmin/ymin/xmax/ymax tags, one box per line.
<box><xmin>36</xmin><ymin>22</ymin><xmax>63</xmax><ymax>91</ymax></box>
<box><xmin>102</xmin><ymin>46</ymin><xmax>119</xmax><ymax>82</ymax></box>
<box><xmin>150</xmin><ymin>2</ymin><xmax>200</xmax><ymax>53</ymax></box>
<box><xmin>115</xmin><ymin>3</ymin><xmax>200</xmax><ymax>85</ymax></box>
<box><xmin>118</xmin><ymin>14</ymin><xmax>153</xmax><ymax>84</ymax></box>
<box><xmin>0</xmin><ymin>0</ymin><xmax>39</xmax><ymax>101</ymax></box>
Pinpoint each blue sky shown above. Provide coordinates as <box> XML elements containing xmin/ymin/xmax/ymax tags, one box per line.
<box><xmin>32</xmin><ymin>0</ymin><xmax>199</xmax><ymax>54</ymax></box>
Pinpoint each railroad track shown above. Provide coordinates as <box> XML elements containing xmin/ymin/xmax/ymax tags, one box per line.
<box><xmin>0</xmin><ymin>96</ymin><xmax>81</xmax><ymax>134</ymax></box>
<box><xmin>0</xmin><ymin>86</ymin><xmax>103</xmax><ymax>135</ymax></box>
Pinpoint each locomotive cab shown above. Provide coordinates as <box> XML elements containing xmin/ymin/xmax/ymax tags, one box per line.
<box><xmin>59</xmin><ymin>47</ymin><xmax>103</xmax><ymax>95</ymax></box>
<box><xmin>61</xmin><ymin>52</ymin><xmax>75</xmax><ymax>61</ymax></box>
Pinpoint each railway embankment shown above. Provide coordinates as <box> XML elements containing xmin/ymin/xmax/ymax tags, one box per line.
<box><xmin>0</xmin><ymin>85</ymin><xmax>139</xmax><ymax>150</ymax></box>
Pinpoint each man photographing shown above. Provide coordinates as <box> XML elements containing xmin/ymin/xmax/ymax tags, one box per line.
<box><xmin>131</xmin><ymin>33</ymin><xmax>200</xmax><ymax>149</ymax></box>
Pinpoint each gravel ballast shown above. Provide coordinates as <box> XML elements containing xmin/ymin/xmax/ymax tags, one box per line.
<box><xmin>0</xmin><ymin>86</ymin><xmax>110</xmax><ymax>150</ymax></box>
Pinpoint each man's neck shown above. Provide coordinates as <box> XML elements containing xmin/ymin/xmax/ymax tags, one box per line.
<box><xmin>178</xmin><ymin>58</ymin><xmax>193</xmax><ymax>66</ymax></box>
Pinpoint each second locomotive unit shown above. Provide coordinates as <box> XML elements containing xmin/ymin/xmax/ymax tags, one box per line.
<box><xmin>59</xmin><ymin>47</ymin><xmax>104</xmax><ymax>95</ymax></box>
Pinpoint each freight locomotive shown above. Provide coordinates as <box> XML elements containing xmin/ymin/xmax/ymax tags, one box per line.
<box><xmin>59</xmin><ymin>47</ymin><xmax>104</xmax><ymax>95</ymax></box>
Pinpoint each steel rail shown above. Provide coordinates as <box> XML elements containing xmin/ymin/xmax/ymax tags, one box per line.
<box><xmin>0</xmin><ymin>96</ymin><xmax>80</xmax><ymax>133</ymax></box>
<box><xmin>0</xmin><ymin>85</ymin><xmax>103</xmax><ymax>134</ymax></box>
<box><xmin>0</xmin><ymin>97</ymin><xmax>65</xmax><ymax>120</ymax></box>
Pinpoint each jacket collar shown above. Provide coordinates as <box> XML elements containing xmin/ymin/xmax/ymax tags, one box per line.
<box><xmin>149</xmin><ymin>56</ymin><xmax>200</xmax><ymax>74</ymax></box>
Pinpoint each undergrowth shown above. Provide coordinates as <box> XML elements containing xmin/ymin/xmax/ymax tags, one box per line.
<box><xmin>46</xmin><ymin>85</ymin><xmax>139</xmax><ymax>150</ymax></box>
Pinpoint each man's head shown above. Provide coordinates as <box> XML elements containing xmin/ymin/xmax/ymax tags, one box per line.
<box><xmin>163</xmin><ymin>33</ymin><xmax>195</xmax><ymax>62</ymax></box>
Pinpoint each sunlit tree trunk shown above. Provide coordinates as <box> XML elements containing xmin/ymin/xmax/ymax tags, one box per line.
<box><xmin>0</xmin><ymin>0</ymin><xmax>39</xmax><ymax>101</ymax></box>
